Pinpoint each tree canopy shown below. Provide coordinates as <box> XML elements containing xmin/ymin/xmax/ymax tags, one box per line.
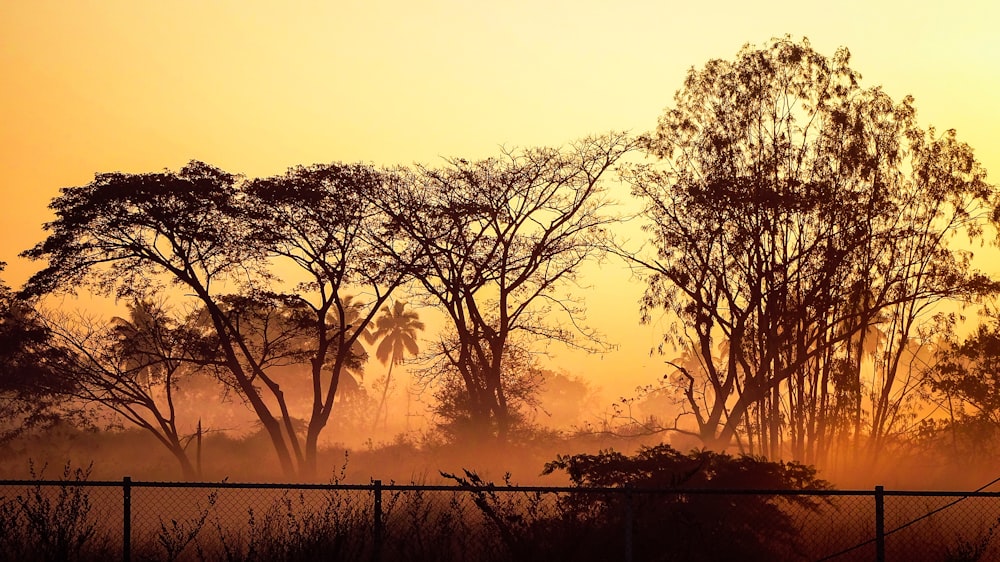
<box><xmin>627</xmin><ymin>36</ymin><xmax>998</xmax><ymax>463</ymax></box>
<box><xmin>20</xmin><ymin>161</ymin><xmax>409</xmax><ymax>478</ymax></box>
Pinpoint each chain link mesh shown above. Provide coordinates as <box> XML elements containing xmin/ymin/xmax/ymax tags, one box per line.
<box><xmin>0</xmin><ymin>481</ymin><xmax>121</xmax><ymax>561</ymax></box>
<box><xmin>2</xmin><ymin>480</ymin><xmax>1000</xmax><ymax>561</ymax></box>
<box><xmin>879</xmin><ymin>493</ymin><xmax>1000</xmax><ymax>562</ymax></box>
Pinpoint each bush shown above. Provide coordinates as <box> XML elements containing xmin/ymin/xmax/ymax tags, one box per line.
<box><xmin>541</xmin><ymin>444</ymin><xmax>831</xmax><ymax>561</ymax></box>
<box><xmin>0</xmin><ymin>462</ymin><xmax>113</xmax><ymax>562</ymax></box>
<box><xmin>446</xmin><ymin>444</ymin><xmax>831</xmax><ymax>562</ymax></box>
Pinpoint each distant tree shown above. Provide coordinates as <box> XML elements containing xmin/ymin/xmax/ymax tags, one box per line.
<box><xmin>424</xmin><ymin>337</ymin><xmax>546</xmax><ymax>442</ymax></box>
<box><xmin>378</xmin><ymin>133</ymin><xmax>640</xmax><ymax>441</ymax></box>
<box><xmin>626</xmin><ymin>36</ymin><xmax>998</xmax><ymax>463</ymax></box>
<box><xmin>534</xmin><ymin>370</ymin><xmax>599</xmax><ymax>429</ymax></box>
<box><xmin>926</xmin><ymin>321</ymin><xmax>1000</xmax><ymax>427</ymax></box>
<box><xmin>364</xmin><ymin>300</ymin><xmax>424</xmax><ymax>431</ymax></box>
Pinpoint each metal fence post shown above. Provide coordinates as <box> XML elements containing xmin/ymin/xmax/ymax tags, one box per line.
<box><xmin>624</xmin><ymin>487</ymin><xmax>634</xmax><ymax>562</ymax></box>
<box><xmin>373</xmin><ymin>479</ymin><xmax>383</xmax><ymax>562</ymax></box>
<box><xmin>875</xmin><ymin>485</ymin><xmax>885</xmax><ymax>562</ymax></box>
<box><xmin>123</xmin><ymin>476</ymin><xmax>132</xmax><ymax>562</ymax></box>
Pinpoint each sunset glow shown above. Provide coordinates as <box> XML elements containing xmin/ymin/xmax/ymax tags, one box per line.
<box><xmin>2</xmin><ymin>1</ymin><xmax>1000</xmax><ymax>490</ymax></box>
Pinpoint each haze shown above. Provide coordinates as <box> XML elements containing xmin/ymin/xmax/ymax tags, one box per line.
<box><xmin>2</xmin><ymin>1</ymin><xmax>999</xmax><ymax>487</ymax></box>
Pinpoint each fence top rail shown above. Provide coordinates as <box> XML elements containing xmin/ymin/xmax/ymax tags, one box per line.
<box><xmin>2</xmin><ymin>479</ymin><xmax>999</xmax><ymax>497</ymax></box>
<box><xmin>0</xmin><ymin>479</ymin><xmax>127</xmax><ymax>488</ymax></box>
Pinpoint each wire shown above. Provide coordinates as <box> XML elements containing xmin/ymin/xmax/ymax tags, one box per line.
<box><xmin>817</xmin><ymin>473</ymin><xmax>1000</xmax><ymax>561</ymax></box>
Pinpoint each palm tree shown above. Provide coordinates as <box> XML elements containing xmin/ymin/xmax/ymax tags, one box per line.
<box><xmin>110</xmin><ymin>300</ymin><xmax>167</xmax><ymax>389</ymax></box>
<box><xmin>365</xmin><ymin>301</ymin><xmax>424</xmax><ymax>431</ymax></box>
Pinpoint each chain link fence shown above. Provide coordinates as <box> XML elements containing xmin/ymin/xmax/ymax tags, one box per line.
<box><xmin>1</xmin><ymin>477</ymin><xmax>999</xmax><ymax>561</ymax></box>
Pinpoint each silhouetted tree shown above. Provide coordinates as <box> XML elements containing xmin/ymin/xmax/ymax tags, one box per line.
<box><xmin>364</xmin><ymin>300</ymin><xmax>424</xmax><ymax>431</ymax></box>
<box><xmin>242</xmin><ymin>163</ymin><xmax>411</xmax><ymax>476</ymax></box>
<box><xmin>20</xmin><ymin>161</ymin><xmax>407</xmax><ymax>478</ymax></box>
<box><xmin>424</xmin><ymin>337</ymin><xmax>546</xmax><ymax>442</ymax></box>
<box><xmin>626</xmin><ymin>36</ymin><xmax>998</xmax><ymax>463</ymax></box>
<box><xmin>926</xmin><ymin>321</ymin><xmax>1000</xmax><ymax>427</ymax></box>
<box><xmin>0</xmin><ymin>263</ymin><xmax>72</xmax><ymax>441</ymax></box>
<box><xmin>378</xmin><ymin>133</ymin><xmax>640</xmax><ymax>441</ymax></box>
<box><xmin>17</xmin><ymin>162</ymin><xmax>311</xmax><ymax>471</ymax></box>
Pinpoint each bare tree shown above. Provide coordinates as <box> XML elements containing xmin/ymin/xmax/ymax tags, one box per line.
<box><xmin>378</xmin><ymin>133</ymin><xmax>639</xmax><ymax>441</ymax></box>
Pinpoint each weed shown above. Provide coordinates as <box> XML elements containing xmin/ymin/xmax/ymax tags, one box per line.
<box><xmin>0</xmin><ymin>461</ymin><xmax>112</xmax><ymax>562</ymax></box>
<box><xmin>155</xmin><ymin>490</ymin><xmax>217</xmax><ymax>562</ymax></box>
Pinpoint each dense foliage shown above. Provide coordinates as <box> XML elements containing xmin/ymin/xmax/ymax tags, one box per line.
<box><xmin>0</xmin><ymin>264</ymin><xmax>74</xmax><ymax>441</ymax></box>
<box><xmin>537</xmin><ymin>445</ymin><xmax>829</xmax><ymax>560</ymax></box>
<box><xmin>442</xmin><ymin>445</ymin><xmax>830</xmax><ymax>561</ymax></box>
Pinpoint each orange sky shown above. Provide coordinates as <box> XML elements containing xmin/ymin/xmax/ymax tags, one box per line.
<box><xmin>2</xmin><ymin>0</ymin><xmax>999</xmax><ymax>398</ymax></box>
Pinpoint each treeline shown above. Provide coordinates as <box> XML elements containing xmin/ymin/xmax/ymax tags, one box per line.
<box><xmin>1</xmin><ymin>36</ymin><xmax>998</xmax><ymax>482</ymax></box>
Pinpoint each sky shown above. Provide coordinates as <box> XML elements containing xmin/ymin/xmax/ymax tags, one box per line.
<box><xmin>2</xmin><ymin>0</ymin><xmax>999</xmax><ymax>399</ymax></box>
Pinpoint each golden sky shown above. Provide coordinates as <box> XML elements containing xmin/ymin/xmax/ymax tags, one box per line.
<box><xmin>2</xmin><ymin>0</ymin><xmax>999</xmax><ymax>391</ymax></box>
